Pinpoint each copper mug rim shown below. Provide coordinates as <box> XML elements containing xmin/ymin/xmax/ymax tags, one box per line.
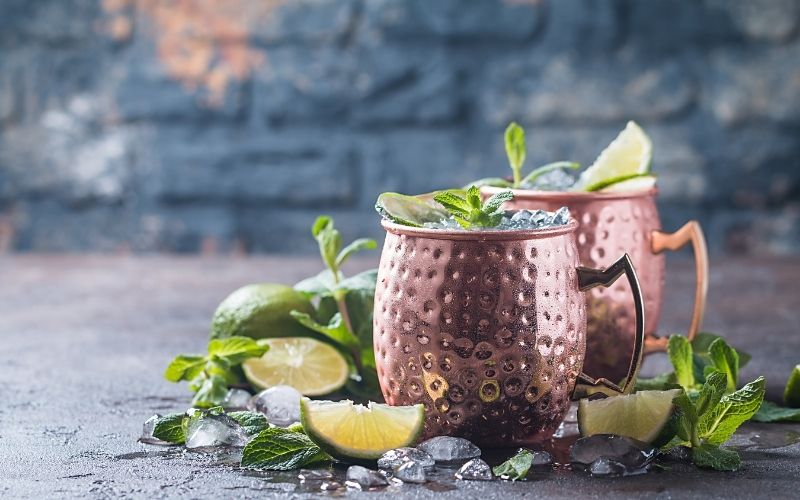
<box><xmin>380</xmin><ymin>218</ymin><xmax>579</xmax><ymax>241</ymax></box>
<box><xmin>480</xmin><ymin>186</ymin><xmax>658</xmax><ymax>202</ymax></box>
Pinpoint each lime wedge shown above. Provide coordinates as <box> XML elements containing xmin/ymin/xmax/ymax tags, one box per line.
<box><xmin>784</xmin><ymin>365</ymin><xmax>800</xmax><ymax>408</ymax></box>
<box><xmin>574</xmin><ymin>121</ymin><xmax>653</xmax><ymax>192</ymax></box>
<box><xmin>301</xmin><ymin>399</ymin><xmax>425</xmax><ymax>461</ymax></box>
<box><xmin>242</xmin><ymin>337</ymin><xmax>349</xmax><ymax>396</ymax></box>
<box><xmin>578</xmin><ymin>389</ymin><xmax>681</xmax><ymax>445</ymax></box>
<box><xmin>598</xmin><ymin>174</ymin><xmax>657</xmax><ymax>193</ymax></box>
<box><xmin>375</xmin><ymin>192</ymin><xmax>449</xmax><ymax>227</ymax></box>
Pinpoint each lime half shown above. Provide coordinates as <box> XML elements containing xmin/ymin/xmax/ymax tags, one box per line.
<box><xmin>243</xmin><ymin>337</ymin><xmax>349</xmax><ymax>396</ymax></box>
<box><xmin>784</xmin><ymin>365</ymin><xmax>800</xmax><ymax>408</ymax></box>
<box><xmin>301</xmin><ymin>399</ymin><xmax>425</xmax><ymax>461</ymax></box>
<box><xmin>578</xmin><ymin>389</ymin><xmax>681</xmax><ymax>445</ymax></box>
<box><xmin>375</xmin><ymin>192</ymin><xmax>449</xmax><ymax>227</ymax></box>
<box><xmin>575</xmin><ymin>121</ymin><xmax>653</xmax><ymax>192</ymax></box>
<box><xmin>599</xmin><ymin>174</ymin><xmax>657</xmax><ymax>193</ymax></box>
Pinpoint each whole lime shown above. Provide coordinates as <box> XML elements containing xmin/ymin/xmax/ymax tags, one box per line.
<box><xmin>210</xmin><ymin>283</ymin><xmax>316</xmax><ymax>340</ymax></box>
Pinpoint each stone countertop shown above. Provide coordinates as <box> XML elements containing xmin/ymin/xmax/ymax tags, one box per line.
<box><xmin>1</xmin><ymin>255</ymin><xmax>798</xmax><ymax>499</ymax></box>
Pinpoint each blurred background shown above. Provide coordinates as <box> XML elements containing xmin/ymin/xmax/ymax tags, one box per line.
<box><xmin>0</xmin><ymin>0</ymin><xmax>798</xmax><ymax>255</ymax></box>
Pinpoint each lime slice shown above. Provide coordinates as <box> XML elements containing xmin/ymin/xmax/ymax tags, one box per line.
<box><xmin>242</xmin><ymin>337</ymin><xmax>349</xmax><ymax>396</ymax></box>
<box><xmin>784</xmin><ymin>365</ymin><xmax>800</xmax><ymax>408</ymax></box>
<box><xmin>574</xmin><ymin>121</ymin><xmax>653</xmax><ymax>192</ymax></box>
<box><xmin>578</xmin><ymin>389</ymin><xmax>682</xmax><ymax>444</ymax></box>
<box><xmin>598</xmin><ymin>174</ymin><xmax>657</xmax><ymax>193</ymax></box>
<box><xmin>375</xmin><ymin>192</ymin><xmax>449</xmax><ymax>227</ymax></box>
<box><xmin>301</xmin><ymin>399</ymin><xmax>425</xmax><ymax>461</ymax></box>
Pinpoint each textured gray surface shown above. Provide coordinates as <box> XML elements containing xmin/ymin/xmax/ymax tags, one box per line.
<box><xmin>0</xmin><ymin>0</ymin><xmax>799</xmax><ymax>255</ymax></box>
<box><xmin>1</xmin><ymin>255</ymin><xmax>799</xmax><ymax>499</ymax></box>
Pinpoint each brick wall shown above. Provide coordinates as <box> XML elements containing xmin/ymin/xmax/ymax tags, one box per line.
<box><xmin>0</xmin><ymin>0</ymin><xmax>798</xmax><ymax>255</ymax></box>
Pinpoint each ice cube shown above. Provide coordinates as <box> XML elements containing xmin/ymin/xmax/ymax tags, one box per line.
<box><xmin>185</xmin><ymin>414</ymin><xmax>250</xmax><ymax>449</ymax></box>
<box><xmin>247</xmin><ymin>385</ymin><xmax>302</xmax><ymax>427</ymax></box>
<box><xmin>139</xmin><ymin>414</ymin><xmax>170</xmax><ymax>445</ymax></box>
<box><xmin>529</xmin><ymin>450</ymin><xmax>553</xmax><ymax>466</ymax></box>
<box><xmin>455</xmin><ymin>458</ymin><xmax>493</xmax><ymax>481</ymax></box>
<box><xmin>549</xmin><ymin>207</ymin><xmax>571</xmax><ymax>226</ymax></box>
<box><xmin>377</xmin><ymin>447</ymin><xmax>435</xmax><ymax>470</ymax></box>
<box><xmin>570</xmin><ymin>434</ymin><xmax>656</xmax><ymax>473</ymax></box>
<box><xmin>393</xmin><ymin>460</ymin><xmax>426</xmax><ymax>483</ymax></box>
<box><xmin>298</xmin><ymin>469</ymin><xmax>333</xmax><ymax>482</ymax></box>
<box><xmin>223</xmin><ymin>388</ymin><xmax>251</xmax><ymax>410</ymax></box>
<box><xmin>589</xmin><ymin>457</ymin><xmax>628</xmax><ymax>477</ymax></box>
<box><xmin>320</xmin><ymin>481</ymin><xmax>342</xmax><ymax>491</ymax></box>
<box><xmin>417</xmin><ymin>436</ymin><xmax>481</xmax><ymax>464</ymax></box>
<box><xmin>522</xmin><ymin>168</ymin><xmax>577</xmax><ymax>191</ymax></box>
<box><xmin>511</xmin><ymin>210</ymin><xmax>532</xmax><ymax>221</ymax></box>
<box><xmin>345</xmin><ymin>465</ymin><xmax>389</xmax><ymax>489</ymax></box>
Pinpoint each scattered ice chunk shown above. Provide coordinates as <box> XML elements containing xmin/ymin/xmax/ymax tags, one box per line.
<box><xmin>298</xmin><ymin>469</ymin><xmax>333</xmax><ymax>482</ymax></box>
<box><xmin>455</xmin><ymin>458</ymin><xmax>493</xmax><ymax>481</ymax></box>
<box><xmin>320</xmin><ymin>481</ymin><xmax>342</xmax><ymax>491</ymax></box>
<box><xmin>528</xmin><ymin>450</ymin><xmax>554</xmax><ymax>466</ymax></box>
<box><xmin>223</xmin><ymin>388</ymin><xmax>251</xmax><ymax>410</ymax></box>
<box><xmin>589</xmin><ymin>457</ymin><xmax>628</xmax><ymax>477</ymax></box>
<box><xmin>139</xmin><ymin>414</ymin><xmax>170</xmax><ymax>445</ymax></box>
<box><xmin>394</xmin><ymin>460</ymin><xmax>426</xmax><ymax>483</ymax></box>
<box><xmin>345</xmin><ymin>465</ymin><xmax>389</xmax><ymax>489</ymax></box>
<box><xmin>185</xmin><ymin>414</ymin><xmax>250</xmax><ymax>449</ymax></box>
<box><xmin>247</xmin><ymin>385</ymin><xmax>302</xmax><ymax>427</ymax></box>
<box><xmin>570</xmin><ymin>434</ymin><xmax>656</xmax><ymax>475</ymax></box>
<box><xmin>417</xmin><ymin>436</ymin><xmax>481</xmax><ymax>464</ymax></box>
<box><xmin>377</xmin><ymin>447</ymin><xmax>435</xmax><ymax>470</ymax></box>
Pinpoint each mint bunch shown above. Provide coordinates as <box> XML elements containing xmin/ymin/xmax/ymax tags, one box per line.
<box><xmin>469</xmin><ymin>122</ymin><xmax>579</xmax><ymax>189</ymax></box>
<box><xmin>164</xmin><ymin>336</ymin><xmax>268</xmax><ymax>408</ymax></box>
<box><xmin>292</xmin><ymin>216</ymin><xmax>381</xmax><ymax>399</ymax></box>
<box><xmin>433</xmin><ymin>186</ymin><xmax>513</xmax><ymax>229</ymax></box>
<box><xmin>652</xmin><ymin>335</ymin><xmax>765</xmax><ymax>471</ymax></box>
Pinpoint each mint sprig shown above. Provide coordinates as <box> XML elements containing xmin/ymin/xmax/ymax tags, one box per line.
<box><xmin>433</xmin><ymin>186</ymin><xmax>513</xmax><ymax>229</ymax></box>
<box><xmin>291</xmin><ymin>216</ymin><xmax>380</xmax><ymax>399</ymax></box>
<box><xmin>504</xmin><ymin>122</ymin><xmax>526</xmax><ymax>187</ymax></box>
<box><xmin>492</xmin><ymin>448</ymin><xmax>534</xmax><ymax>481</ymax></box>
<box><xmin>164</xmin><ymin>336</ymin><xmax>268</xmax><ymax>408</ymax></box>
<box><xmin>241</xmin><ymin>428</ymin><xmax>330</xmax><ymax>470</ymax></box>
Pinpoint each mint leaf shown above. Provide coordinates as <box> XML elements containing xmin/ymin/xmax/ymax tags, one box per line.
<box><xmin>241</xmin><ymin>428</ymin><xmax>330</xmax><ymax>470</ymax></box>
<box><xmin>228</xmin><ymin>411</ymin><xmax>270</xmax><ymax>435</ymax></box>
<box><xmin>504</xmin><ymin>122</ymin><xmax>526</xmax><ymax>187</ymax></box>
<box><xmin>164</xmin><ymin>355</ymin><xmax>206</xmax><ymax>382</ymax></box>
<box><xmin>671</xmin><ymin>390</ymin><xmax>698</xmax><ymax>445</ymax></box>
<box><xmin>152</xmin><ymin>413</ymin><xmax>188</xmax><ymax>444</ymax></box>
<box><xmin>695</xmin><ymin>371</ymin><xmax>727</xmax><ymax>417</ymax></box>
<box><xmin>698</xmin><ymin>376</ymin><xmax>765</xmax><ymax>445</ymax></box>
<box><xmin>207</xmin><ymin>336</ymin><xmax>268</xmax><ymax>364</ymax></box>
<box><xmin>752</xmin><ymin>401</ymin><xmax>800</xmax><ymax>423</ymax></box>
<box><xmin>635</xmin><ymin>372</ymin><xmax>677</xmax><ymax>391</ymax></box>
<box><xmin>691</xmin><ymin>444</ymin><xmax>741</xmax><ymax>471</ymax></box>
<box><xmin>492</xmin><ymin>448</ymin><xmax>534</xmax><ymax>481</ymax></box>
<box><xmin>312</xmin><ymin>216</ymin><xmax>342</xmax><ymax>276</ymax></box>
<box><xmin>192</xmin><ymin>374</ymin><xmax>229</xmax><ymax>408</ymax></box>
<box><xmin>669</xmin><ymin>335</ymin><xmax>695</xmax><ymax>390</ymax></box>
<box><xmin>707</xmin><ymin>338</ymin><xmax>739</xmax><ymax>393</ymax></box>
<box><xmin>692</xmin><ymin>332</ymin><xmax>751</xmax><ymax>368</ymax></box>
<box><xmin>483</xmin><ymin>190</ymin><xmax>514</xmax><ymax>214</ymax></box>
<box><xmin>290</xmin><ymin>311</ymin><xmax>360</xmax><ymax>353</ymax></box>
<box><xmin>433</xmin><ymin>188</ymin><xmax>514</xmax><ymax>229</ymax></box>
<box><xmin>335</xmin><ymin>238</ymin><xmax>377</xmax><ymax>268</ymax></box>
<box><xmin>520</xmin><ymin>161</ymin><xmax>580</xmax><ymax>186</ymax></box>
<box><xmin>433</xmin><ymin>190</ymin><xmax>471</xmax><ymax>217</ymax></box>
<box><xmin>465</xmin><ymin>177</ymin><xmax>512</xmax><ymax>189</ymax></box>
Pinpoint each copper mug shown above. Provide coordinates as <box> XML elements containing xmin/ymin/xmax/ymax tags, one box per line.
<box><xmin>373</xmin><ymin>218</ymin><xmax>645</xmax><ymax>446</ymax></box>
<box><xmin>482</xmin><ymin>186</ymin><xmax>708</xmax><ymax>383</ymax></box>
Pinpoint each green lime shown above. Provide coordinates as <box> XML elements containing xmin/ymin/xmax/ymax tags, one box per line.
<box><xmin>300</xmin><ymin>398</ymin><xmax>425</xmax><ymax>462</ymax></box>
<box><xmin>243</xmin><ymin>337</ymin><xmax>350</xmax><ymax>396</ymax></box>
<box><xmin>375</xmin><ymin>192</ymin><xmax>450</xmax><ymax>227</ymax></box>
<box><xmin>598</xmin><ymin>174</ymin><xmax>657</xmax><ymax>193</ymax></box>
<box><xmin>574</xmin><ymin>121</ymin><xmax>653</xmax><ymax>192</ymax></box>
<box><xmin>210</xmin><ymin>283</ymin><xmax>315</xmax><ymax>340</ymax></box>
<box><xmin>784</xmin><ymin>365</ymin><xmax>800</xmax><ymax>408</ymax></box>
<box><xmin>578</xmin><ymin>389</ymin><xmax>682</xmax><ymax>445</ymax></box>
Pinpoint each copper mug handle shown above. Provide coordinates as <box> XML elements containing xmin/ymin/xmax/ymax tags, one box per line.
<box><xmin>647</xmin><ymin>221</ymin><xmax>709</xmax><ymax>353</ymax></box>
<box><xmin>573</xmin><ymin>254</ymin><xmax>645</xmax><ymax>397</ymax></box>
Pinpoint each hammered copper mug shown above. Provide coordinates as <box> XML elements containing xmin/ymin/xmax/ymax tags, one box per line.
<box><xmin>373</xmin><ymin>218</ymin><xmax>645</xmax><ymax>446</ymax></box>
<box><xmin>481</xmin><ymin>186</ymin><xmax>708</xmax><ymax>383</ymax></box>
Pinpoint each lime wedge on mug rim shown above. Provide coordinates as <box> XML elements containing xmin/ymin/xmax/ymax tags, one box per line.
<box><xmin>575</xmin><ymin>121</ymin><xmax>653</xmax><ymax>192</ymax></box>
<box><xmin>375</xmin><ymin>192</ymin><xmax>450</xmax><ymax>227</ymax></box>
<box><xmin>598</xmin><ymin>174</ymin><xmax>657</xmax><ymax>193</ymax></box>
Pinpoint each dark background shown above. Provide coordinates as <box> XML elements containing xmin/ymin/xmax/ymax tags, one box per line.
<box><xmin>0</xmin><ymin>0</ymin><xmax>798</xmax><ymax>255</ymax></box>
